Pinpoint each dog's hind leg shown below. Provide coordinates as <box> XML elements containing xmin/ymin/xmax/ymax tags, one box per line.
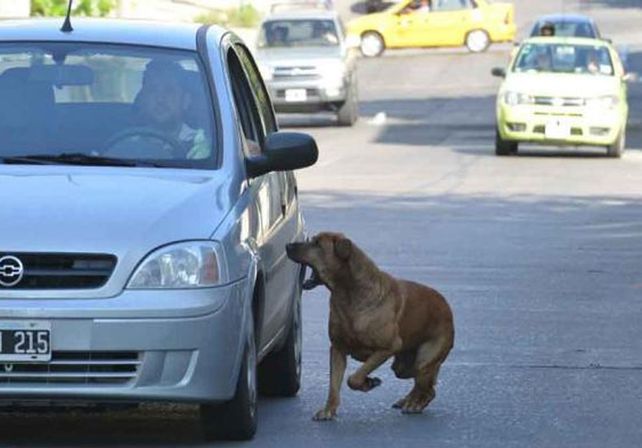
<box><xmin>398</xmin><ymin>337</ymin><xmax>451</xmax><ymax>414</ymax></box>
<box><xmin>400</xmin><ymin>364</ymin><xmax>440</xmax><ymax>414</ymax></box>
<box><xmin>391</xmin><ymin>350</ymin><xmax>417</xmax><ymax>379</ymax></box>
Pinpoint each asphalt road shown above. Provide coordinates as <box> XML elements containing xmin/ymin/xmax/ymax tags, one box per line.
<box><xmin>2</xmin><ymin>1</ymin><xmax>642</xmax><ymax>447</ymax></box>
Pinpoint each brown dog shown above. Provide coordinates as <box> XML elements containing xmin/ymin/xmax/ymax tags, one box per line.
<box><xmin>286</xmin><ymin>232</ymin><xmax>454</xmax><ymax>420</ymax></box>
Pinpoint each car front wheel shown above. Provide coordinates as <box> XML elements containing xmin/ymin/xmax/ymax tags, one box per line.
<box><xmin>607</xmin><ymin>130</ymin><xmax>625</xmax><ymax>158</ymax></box>
<box><xmin>495</xmin><ymin>128</ymin><xmax>518</xmax><ymax>156</ymax></box>
<box><xmin>360</xmin><ymin>31</ymin><xmax>385</xmax><ymax>57</ymax></box>
<box><xmin>200</xmin><ymin>321</ymin><xmax>257</xmax><ymax>441</ymax></box>
<box><xmin>337</xmin><ymin>82</ymin><xmax>359</xmax><ymax>127</ymax></box>
<box><xmin>258</xmin><ymin>284</ymin><xmax>302</xmax><ymax>396</ymax></box>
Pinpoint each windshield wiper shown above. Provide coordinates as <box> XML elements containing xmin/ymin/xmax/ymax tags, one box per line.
<box><xmin>1</xmin><ymin>153</ymin><xmax>144</xmax><ymax>167</ymax></box>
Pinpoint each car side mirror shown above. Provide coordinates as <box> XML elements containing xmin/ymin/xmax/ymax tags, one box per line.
<box><xmin>623</xmin><ymin>72</ymin><xmax>638</xmax><ymax>83</ymax></box>
<box><xmin>246</xmin><ymin>131</ymin><xmax>318</xmax><ymax>178</ymax></box>
<box><xmin>491</xmin><ymin>67</ymin><xmax>506</xmax><ymax>78</ymax></box>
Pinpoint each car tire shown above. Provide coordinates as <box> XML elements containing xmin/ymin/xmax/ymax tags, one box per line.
<box><xmin>465</xmin><ymin>29</ymin><xmax>490</xmax><ymax>53</ymax></box>
<box><xmin>607</xmin><ymin>130</ymin><xmax>625</xmax><ymax>158</ymax></box>
<box><xmin>258</xmin><ymin>285</ymin><xmax>302</xmax><ymax>397</ymax></box>
<box><xmin>337</xmin><ymin>83</ymin><xmax>359</xmax><ymax>127</ymax></box>
<box><xmin>495</xmin><ymin>128</ymin><xmax>518</xmax><ymax>156</ymax></box>
<box><xmin>200</xmin><ymin>320</ymin><xmax>257</xmax><ymax>441</ymax></box>
<box><xmin>360</xmin><ymin>31</ymin><xmax>385</xmax><ymax>57</ymax></box>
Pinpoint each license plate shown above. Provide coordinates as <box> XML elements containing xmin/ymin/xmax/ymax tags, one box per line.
<box><xmin>0</xmin><ymin>321</ymin><xmax>51</xmax><ymax>362</ymax></box>
<box><xmin>545</xmin><ymin>120</ymin><xmax>571</xmax><ymax>139</ymax></box>
<box><xmin>285</xmin><ymin>89</ymin><xmax>307</xmax><ymax>102</ymax></box>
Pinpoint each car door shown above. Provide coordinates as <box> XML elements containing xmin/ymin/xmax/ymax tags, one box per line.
<box><xmin>423</xmin><ymin>0</ymin><xmax>475</xmax><ymax>46</ymax></box>
<box><xmin>391</xmin><ymin>1</ymin><xmax>431</xmax><ymax>47</ymax></box>
<box><xmin>227</xmin><ymin>43</ymin><xmax>298</xmax><ymax>351</ymax></box>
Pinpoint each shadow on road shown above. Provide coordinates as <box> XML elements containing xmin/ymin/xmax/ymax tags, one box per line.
<box><xmin>0</xmin><ymin>405</ymin><xmax>204</xmax><ymax>446</ymax></box>
<box><xmin>579</xmin><ymin>0</ymin><xmax>642</xmax><ymax>8</ymax></box>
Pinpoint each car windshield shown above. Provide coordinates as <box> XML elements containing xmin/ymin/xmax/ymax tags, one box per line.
<box><xmin>0</xmin><ymin>43</ymin><xmax>217</xmax><ymax>169</ymax></box>
<box><xmin>513</xmin><ymin>43</ymin><xmax>614</xmax><ymax>75</ymax></box>
<box><xmin>531</xmin><ymin>21</ymin><xmax>597</xmax><ymax>38</ymax></box>
<box><xmin>258</xmin><ymin>19</ymin><xmax>340</xmax><ymax>48</ymax></box>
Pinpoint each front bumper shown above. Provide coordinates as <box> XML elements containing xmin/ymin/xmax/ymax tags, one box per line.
<box><xmin>0</xmin><ymin>281</ymin><xmax>247</xmax><ymax>404</ymax></box>
<box><xmin>266</xmin><ymin>77</ymin><xmax>350</xmax><ymax>113</ymax></box>
<box><xmin>497</xmin><ymin>103</ymin><xmax>625</xmax><ymax>146</ymax></box>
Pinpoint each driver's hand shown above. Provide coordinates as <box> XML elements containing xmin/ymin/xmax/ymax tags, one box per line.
<box><xmin>186</xmin><ymin>130</ymin><xmax>212</xmax><ymax>160</ymax></box>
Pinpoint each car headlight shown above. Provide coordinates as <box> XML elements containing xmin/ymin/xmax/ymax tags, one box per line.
<box><xmin>257</xmin><ymin>63</ymin><xmax>273</xmax><ymax>82</ymax></box>
<box><xmin>585</xmin><ymin>95</ymin><xmax>619</xmax><ymax>110</ymax></box>
<box><xmin>503</xmin><ymin>91</ymin><xmax>534</xmax><ymax>106</ymax></box>
<box><xmin>128</xmin><ymin>241</ymin><xmax>228</xmax><ymax>289</ymax></box>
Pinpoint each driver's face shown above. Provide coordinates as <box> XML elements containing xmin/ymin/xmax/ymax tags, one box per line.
<box><xmin>138</xmin><ymin>74</ymin><xmax>188</xmax><ymax>128</ymax></box>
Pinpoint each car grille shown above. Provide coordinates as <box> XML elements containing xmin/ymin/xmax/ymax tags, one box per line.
<box><xmin>273</xmin><ymin>65</ymin><xmax>320</xmax><ymax>81</ymax></box>
<box><xmin>0</xmin><ymin>351</ymin><xmax>141</xmax><ymax>385</ymax></box>
<box><xmin>0</xmin><ymin>252</ymin><xmax>116</xmax><ymax>289</ymax></box>
<box><xmin>534</xmin><ymin>96</ymin><xmax>585</xmax><ymax>107</ymax></box>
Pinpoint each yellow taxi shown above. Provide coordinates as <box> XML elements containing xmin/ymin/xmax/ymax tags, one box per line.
<box><xmin>346</xmin><ymin>0</ymin><xmax>516</xmax><ymax>57</ymax></box>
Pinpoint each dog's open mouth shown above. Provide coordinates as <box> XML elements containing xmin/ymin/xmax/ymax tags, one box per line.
<box><xmin>302</xmin><ymin>265</ymin><xmax>323</xmax><ymax>290</ymax></box>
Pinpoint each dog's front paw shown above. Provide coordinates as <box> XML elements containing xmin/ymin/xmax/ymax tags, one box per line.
<box><xmin>347</xmin><ymin>375</ymin><xmax>382</xmax><ymax>392</ymax></box>
<box><xmin>313</xmin><ymin>408</ymin><xmax>337</xmax><ymax>421</ymax></box>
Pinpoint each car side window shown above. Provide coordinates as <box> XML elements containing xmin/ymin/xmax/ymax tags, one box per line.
<box><xmin>433</xmin><ymin>0</ymin><xmax>473</xmax><ymax>11</ymax></box>
<box><xmin>234</xmin><ymin>44</ymin><xmax>278</xmax><ymax>137</ymax></box>
<box><xmin>227</xmin><ymin>48</ymin><xmax>263</xmax><ymax>157</ymax></box>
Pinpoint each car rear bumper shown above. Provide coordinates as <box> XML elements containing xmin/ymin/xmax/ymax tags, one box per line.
<box><xmin>490</xmin><ymin>23</ymin><xmax>517</xmax><ymax>42</ymax></box>
<box><xmin>498</xmin><ymin>104</ymin><xmax>625</xmax><ymax>146</ymax></box>
<box><xmin>0</xmin><ymin>282</ymin><xmax>247</xmax><ymax>404</ymax></box>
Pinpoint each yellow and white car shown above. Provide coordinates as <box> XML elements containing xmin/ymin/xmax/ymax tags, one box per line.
<box><xmin>347</xmin><ymin>0</ymin><xmax>516</xmax><ymax>57</ymax></box>
<box><xmin>493</xmin><ymin>37</ymin><xmax>631</xmax><ymax>157</ymax></box>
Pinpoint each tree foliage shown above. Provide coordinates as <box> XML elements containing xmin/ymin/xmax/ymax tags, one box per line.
<box><xmin>31</xmin><ymin>0</ymin><xmax>115</xmax><ymax>17</ymax></box>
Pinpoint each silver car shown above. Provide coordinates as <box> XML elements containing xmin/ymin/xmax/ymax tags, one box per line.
<box><xmin>0</xmin><ymin>18</ymin><xmax>317</xmax><ymax>441</ymax></box>
<box><xmin>255</xmin><ymin>8</ymin><xmax>359</xmax><ymax>126</ymax></box>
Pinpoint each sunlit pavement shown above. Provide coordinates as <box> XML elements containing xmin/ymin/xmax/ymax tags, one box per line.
<box><xmin>2</xmin><ymin>1</ymin><xmax>642</xmax><ymax>446</ymax></box>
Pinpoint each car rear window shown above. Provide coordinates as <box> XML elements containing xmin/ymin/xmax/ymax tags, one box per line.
<box><xmin>0</xmin><ymin>43</ymin><xmax>217</xmax><ymax>169</ymax></box>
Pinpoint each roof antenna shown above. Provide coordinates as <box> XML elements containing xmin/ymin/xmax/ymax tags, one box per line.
<box><xmin>61</xmin><ymin>0</ymin><xmax>74</xmax><ymax>33</ymax></box>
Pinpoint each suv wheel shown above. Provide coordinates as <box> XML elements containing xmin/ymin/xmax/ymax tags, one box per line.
<box><xmin>360</xmin><ymin>31</ymin><xmax>385</xmax><ymax>57</ymax></box>
<box><xmin>465</xmin><ymin>29</ymin><xmax>490</xmax><ymax>53</ymax></box>
<box><xmin>337</xmin><ymin>83</ymin><xmax>359</xmax><ymax>127</ymax></box>
<box><xmin>200</xmin><ymin>320</ymin><xmax>257</xmax><ymax>441</ymax></box>
<box><xmin>258</xmin><ymin>284</ymin><xmax>302</xmax><ymax>396</ymax></box>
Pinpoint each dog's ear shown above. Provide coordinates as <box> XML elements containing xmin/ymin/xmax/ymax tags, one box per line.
<box><xmin>335</xmin><ymin>237</ymin><xmax>352</xmax><ymax>260</ymax></box>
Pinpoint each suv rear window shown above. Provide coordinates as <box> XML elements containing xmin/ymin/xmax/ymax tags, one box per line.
<box><xmin>0</xmin><ymin>43</ymin><xmax>217</xmax><ymax>169</ymax></box>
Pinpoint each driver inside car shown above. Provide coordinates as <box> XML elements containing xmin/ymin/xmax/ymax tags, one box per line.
<box><xmin>134</xmin><ymin>59</ymin><xmax>211</xmax><ymax>160</ymax></box>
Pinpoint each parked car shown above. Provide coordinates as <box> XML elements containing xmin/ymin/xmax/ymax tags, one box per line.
<box><xmin>529</xmin><ymin>14</ymin><xmax>601</xmax><ymax>39</ymax></box>
<box><xmin>255</xmin><ymin>7</ymin><xmax>359</xmax><ymax>126</ymax></box>
<box><xmin>347</xmin><ymin>0</ymin><xmax>516</xmax><ymax>57</ymax></box>
<box><xmin>0</xmin><ymin>18</ymin><xmax>318</xmax><ymax>441</ymax></box>
<box><xmin>492</xmin><ymin>36</ymin><xmax>632</xmax><ymax>157</ymax></box>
